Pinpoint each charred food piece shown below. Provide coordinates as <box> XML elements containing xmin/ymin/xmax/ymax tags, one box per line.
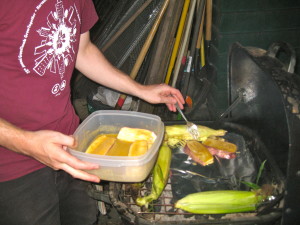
<box><xmin>203</xmin><ymin>138</ymin><xmax>237</xmax><ymax>159</ymax></box>
<box><xmin>184</xmin><ymin>141</ymin><xmax>214</xmax><ymax>166</ymax></box>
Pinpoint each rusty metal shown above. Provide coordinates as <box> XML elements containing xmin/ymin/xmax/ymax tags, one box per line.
<box><xmin>117</xmin><ymin>178</ymin><xmax>199</xmax><ymax>221</ymax></box>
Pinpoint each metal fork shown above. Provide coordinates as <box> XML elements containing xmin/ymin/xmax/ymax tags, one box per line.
<box><xmin>175</xmin><ymin>103</ymin><xmax>199</xmax><ymax>139</ymax></box>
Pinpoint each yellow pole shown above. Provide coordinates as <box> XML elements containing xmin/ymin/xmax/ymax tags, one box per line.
<box><xmin>115</xmin><ymin>0</ymin><xmax>170</xmax><ymax>109</ymax></box>
<box><xmin>164</xmin><ymin>0</ymin><xmax>191</xmax><ymax>84</ymax></box>
<box><xmin>170</xmin><ymin>0</ymin><xmax>197</xmax><ymax>87</ymax></box>
<box><xmin>201</xmin><ymin>36</ymin><xmax>205</xmax><ymax>67</ymax></box>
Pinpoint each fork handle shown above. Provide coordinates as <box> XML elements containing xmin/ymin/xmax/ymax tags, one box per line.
<box><xmin>175</xmin><ymin>103</ymin><xmax>188</xmax><ymax>123</ymax></box>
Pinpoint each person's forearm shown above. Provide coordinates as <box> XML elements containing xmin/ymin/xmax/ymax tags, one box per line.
<box><xmin>0</xmin><ymin>118</ymin><xmax>100</xmax><ymax>182</ymax></box>
<box><xmin>75</xmin><ymin>33</ymin><xmax>142</xmax><ymax>97</ymax></box>
<box><xmin>75</xmin><ymin>32</ymin><xmax>185</xmax><ymax>111</ymax></box>
<box><xmin>0</xmin><ymin>118</ymin><xmax>30</xmax><ymax>154</ymax></box>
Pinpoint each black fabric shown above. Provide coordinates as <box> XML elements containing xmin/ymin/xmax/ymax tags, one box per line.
<box><xmin>0</xmin><ymin>167</ymin><xmax>98</xmax><ymax>225</ymax></box>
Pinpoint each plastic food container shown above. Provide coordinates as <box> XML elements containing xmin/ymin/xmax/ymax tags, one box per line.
<box><xmin>68</xmin><ymin>110</ymin><xmax>164</xmax><ymax>182</ymax></box>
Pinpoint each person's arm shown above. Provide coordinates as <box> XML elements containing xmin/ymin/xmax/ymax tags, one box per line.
<box><xmin>75</xmin><ymin>32</ymin><xmax>185</xmax><ymax>111</ymax></box>
<box><xmin>0</xmin><ymin>118</ymin><xmax>100</xmax><ymax>183</ymax></box>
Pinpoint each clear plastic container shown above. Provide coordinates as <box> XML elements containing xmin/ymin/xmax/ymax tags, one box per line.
<box><xmin>68</xmin><ymin>110</ymin><xmax>164</xmax><ymax>182</ymax></box>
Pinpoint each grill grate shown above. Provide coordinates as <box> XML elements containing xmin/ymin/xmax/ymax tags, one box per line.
<box><xmin>108</xmin><ymin>122</ymin><xmax>284</xmax><ymax>224</ymax></box>
<box><xmin>113</xmin><ymin>177</ymin><xmax>260</xmax><ymax>223</ymax></box>
<box><xmin>122</xmin><ymin>179</ymin><xmax>199</xmax><ymax>222</ymax></box>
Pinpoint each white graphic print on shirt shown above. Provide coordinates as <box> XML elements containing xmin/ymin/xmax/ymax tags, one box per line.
<box><xmin>18</xmin><ymin>0</ymin><xmax>80</xmax><ymax>96</ymax></box>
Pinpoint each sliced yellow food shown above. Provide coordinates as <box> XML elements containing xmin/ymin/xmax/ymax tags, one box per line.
<box><xmin>203</xmin><ymin>138</ymin><xmax>237</xmax><ymax>153</ymax></box>
<box><xmin>106</xmin><ymin>139</ymin><xmax>132</xmax><ymax>156</ymax></box>
<box><xmin>85</xmin><ymin>135</ymin><xmax>116</xmax><ymax>155</ymax></box>
<box><xmin>117</xmin><ymin>127</ymin><xmax>157</xmax><ymax>144</ymax></box>
<box><xmin>185</xmin><ymin>141</ymin><xmax>214</xmax><ymax>166</ymax></box>
<box><xmin>128</xmin><ymin>140</ymin><xmax>148</xmax><ymax>156</ymax></box>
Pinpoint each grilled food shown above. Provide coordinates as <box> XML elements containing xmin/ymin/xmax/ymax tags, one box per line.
<box><xmin>184</xmin><ymin>141</ymin><xmax>214</xmax><ymax>166</ymax></box>
<box><xmin>203</xmin><ymin>138</ymin><xmax>237</xmax><ymax>159</ymax></box>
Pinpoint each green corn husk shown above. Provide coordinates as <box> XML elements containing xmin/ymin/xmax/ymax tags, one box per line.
<box><xmin>175</xmin><ymin>190</ymin><xmax>266</xmax><ymax>214</ymax></box>
<box><xmin>136</xmin><ymin>143</ymin><xmax>171</xmax><ymax>208</ymax></box>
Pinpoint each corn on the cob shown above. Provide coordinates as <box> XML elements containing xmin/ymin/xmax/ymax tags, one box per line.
<box><xmin>175</xmin><ymin>190</ymin><xmax>266</xmax><ymax>214</ymax></box>
<box><xmin>136</xmin><ymin>143</ymin><xmax>172</xmax><ymax>208</ymax></box>
<box><xmin>165</xmin><ymin>125</ymin><xmax>226</xmax><ymax>148</ymax></box>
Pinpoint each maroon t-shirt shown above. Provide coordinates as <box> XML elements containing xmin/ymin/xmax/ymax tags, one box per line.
<box><xmin>0</xmin><ymin>0</ymin><xmax>98</xmax><ymax>181</ymax></box>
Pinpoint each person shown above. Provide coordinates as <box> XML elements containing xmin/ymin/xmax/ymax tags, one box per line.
<box><xmin>0</xmin><ymin>0</ymin><xmax>185</xmax><ymax>224</ymax></box>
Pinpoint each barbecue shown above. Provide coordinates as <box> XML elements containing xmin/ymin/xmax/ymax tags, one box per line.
<box><xmin>89</xmin><ymin>42</ymin><xmax>300</xmax><ymax>225</ymax></box>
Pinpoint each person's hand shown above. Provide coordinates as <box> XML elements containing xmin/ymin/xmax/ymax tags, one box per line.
<box><xmin>139</xmin><ymin>83</ymin><xmax>185</xmax><ymax>112</ymax></box>
<box><xmin>24</xmin><ymin>130</ymin><xmax>100</xmax><ymax>183</ymax></box>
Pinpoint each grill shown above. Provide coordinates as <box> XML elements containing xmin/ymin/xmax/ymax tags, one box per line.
<box><xmin>95</xmin><ymin>42</ymin><xmax>300</xmax><ymax>224</ymax></box>
<box><xmin>82</xmin><ymin>37</ymin><xmax>300</xmax><ymax>223</ymax></box>
<box><xmin>227</xmin><ymin>42</ymin><xmax>300</xmax><ymax>224</ymax></box>
<box><xmin>108</xmin><ymin>121</ymin><xmax>284</xmax><ymax>225</ymax></box>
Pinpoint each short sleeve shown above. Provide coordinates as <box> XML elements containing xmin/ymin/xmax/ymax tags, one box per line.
<box><xmin>80</xmin><ymin>0</ymin><xmax>99</xmax><ymax>34</ymax></box>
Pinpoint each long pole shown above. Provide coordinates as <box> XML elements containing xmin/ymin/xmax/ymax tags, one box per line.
<box><xmin>114</xmin><ymin>0</ymin><xmax>170</xmax><ymax>110</ymax></box>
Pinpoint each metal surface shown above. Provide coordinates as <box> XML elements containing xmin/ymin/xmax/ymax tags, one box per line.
<box><xmin>227</xmin><ymin>42</ymin><xmax>300</xmax><ymax>225</ymax></box>
<box><xmin>228</xmin><ymin>43</ymin><xmax>290</xmax><ymax>173</ymax></box>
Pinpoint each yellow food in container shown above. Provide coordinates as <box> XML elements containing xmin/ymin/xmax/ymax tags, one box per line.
<box><xmin>85</xmin><ymin>127</ymin><xmax>156</xmax><ymax>157</ymax></box>
<box><xmin>67</xmin><ymin>110</ymin><xmax>165</xmax><ymax>182</ymax></box>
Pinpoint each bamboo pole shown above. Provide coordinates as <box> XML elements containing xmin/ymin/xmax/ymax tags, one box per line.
<box><xmin>102</xmin><ymin>0</ymin><xmax>153</xmax><ymax>52</ymax></box>
<box><xmin>115</xmin><ymin>0</ymin><xmax>170</xmax><ymax>110</ymax></box>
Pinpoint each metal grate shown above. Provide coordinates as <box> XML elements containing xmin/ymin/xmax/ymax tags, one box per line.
<box><xmin>111</xmin><ymin>177</ymin><xmax>264</xmax><ymax>224</ymax></box>
<box><xmin>108</xmin><ymin>122</ymin><xmax>284</xmax><ymax>224</ymax></box>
